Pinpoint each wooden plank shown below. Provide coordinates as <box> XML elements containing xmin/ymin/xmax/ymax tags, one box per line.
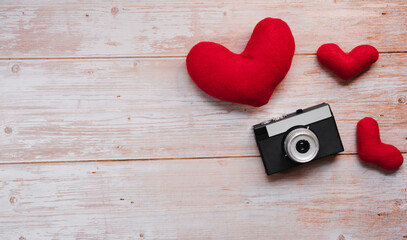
<box><xmin>1</xmin><ymin>54</ymin><xmax>406</xmax><ymax>163</ymax></box>
<box><xmin>0</xmin><ymin>1</ymin><xmax>406</xmax><ymax>58</ymax></box>
<box><xmin>0</xmin><ymin>154</ymin><xmax>405</xmax><ymax>239</ymax></box>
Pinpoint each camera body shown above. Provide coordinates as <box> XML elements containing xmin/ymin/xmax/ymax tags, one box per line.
<box><xmin>253</xmin><ymin>103</ymin><xmax>344</xmax><ymax>175</ymax></box>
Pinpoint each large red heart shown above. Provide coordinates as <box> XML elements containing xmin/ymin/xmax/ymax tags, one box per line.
<box><xmin>317</xmin><ymin>44</ymin><xmax>379</xmax><ymax>81</ymax></box>
<box><xmin>357</xmin><ymin>117</ymin><xmax>403</xmax><ymax>171</ymax></box>
<box><xmin>186</xmin><ymin>18</ymin><xmax>295</xmax><ymax>107</ymax></box>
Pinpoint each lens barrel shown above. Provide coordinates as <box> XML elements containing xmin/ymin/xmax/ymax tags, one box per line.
<box><xmin>284</xmin><ymin>128</ymin><xmax>319</xmax><ymax>163</ymax></box>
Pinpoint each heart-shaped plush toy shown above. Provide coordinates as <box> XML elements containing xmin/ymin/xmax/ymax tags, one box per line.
<box><xmin>186</xmin><ymin>18</ymin><xmax>295</xmax><ymax>107</ymax></box>
<box><xmin>317</xmin><ymin>44</ymin><xmax>379</xmax><ymax>81</ymax></box>
<box><xmin>357</xmin><ymin>117</ymin><xmax>403</xmax><ymax>171</ymax></box>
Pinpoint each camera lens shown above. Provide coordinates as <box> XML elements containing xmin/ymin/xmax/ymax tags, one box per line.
<box><xmin>284</xmin><ymin>128</ymin><xmax>319</xmax><ymax>163</ymax></box>
<box><xmin>296</xmin><ymin>140</ymin><xmax>310</xmax><ymax>154</ymax></box>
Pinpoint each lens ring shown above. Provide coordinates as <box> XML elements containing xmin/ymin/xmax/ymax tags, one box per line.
<box><xmin>284</xmin><ymin>128</ymin><xmax>319</xmax><ymax>163</ymax></box>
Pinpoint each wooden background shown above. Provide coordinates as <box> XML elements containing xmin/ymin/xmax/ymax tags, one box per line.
<box><xmin>0</xmin><ymin>0</ymin><xmax>406</xmax><ymax>239</ymax></box>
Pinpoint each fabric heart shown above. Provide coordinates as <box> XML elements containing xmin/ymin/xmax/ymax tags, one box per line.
<box><xmin>317</xmin><ymin>44</ymin><xmax>379</xmax><ymax>81</ymax></box>
<box><xmin>186</xmin><ymin>18</ymin><xmax>295</xmax><ymax>107</ymax></box>
<box><xmin>357</xmin><ymin>117</ymin><xmax>403</xmax><ymax>171</ymax></box>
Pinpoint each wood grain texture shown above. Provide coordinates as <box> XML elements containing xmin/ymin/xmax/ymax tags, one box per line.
<box><xmin>0</xmin><ymin>0</ymin><xmax>406</xmax><ymax>239</ymax></box>
<box><xmin>0</xmin><ymin>154</ymin><xmax>406</xmax><ymax>240</ymax></box>
<box><xmin>0</xmin><ymin>0</ymin><xmax>406</xmax><ymax>58</ymax></box>
<box><xmin>1</xmin><ymin>54</ymin><xmax>406</xmax><ymax>163</ymax></box>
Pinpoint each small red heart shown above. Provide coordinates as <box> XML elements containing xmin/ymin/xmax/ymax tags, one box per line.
<box><xmin>357</xmin><ymin>117</ymin><xmax>403</xmax><ymax>171</ymax></box>
<box><xmin>317</xmin><ymin>44</ymin><xmax>379</xmax><ymax>81</ymax></box>
<box><xmin>186</xmin><ymin>18</ymin><xmax>295</xmax><ymax>107</ymax></box>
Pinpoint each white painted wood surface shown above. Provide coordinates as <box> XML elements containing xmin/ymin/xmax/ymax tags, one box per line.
<box><xmin>0</xmin><ymin>155</ymin><xmax>406</xmax><ymax>240</ymax></box>
<box><xmin>0</xmin><ymin>0</ymin><xmax>406</xmax><ymax>239</ymax></box>
<box><xmin>0</xmin><ymin>1</ymin><xmax>406</xmax><ymax>58</ymax></box>
<box><xmin>1</xmin><ymin>54</ymin><xmax>406</xmax><ymax>163</ymax></box>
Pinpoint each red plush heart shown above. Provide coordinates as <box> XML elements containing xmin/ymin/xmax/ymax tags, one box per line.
<box><xmin>317</xmin><ymin>44</ymin><xmax>379</xmax><ymax>81</ymax></box>
<box><xmin>186</xmin><ymin>18</ymin><xmax>295</xmax><ymax>107</ymax></box>
<box><xmin>357</xmin><ymin>117</ymin><xmax>403</xmax><ymax>171</ymax></box>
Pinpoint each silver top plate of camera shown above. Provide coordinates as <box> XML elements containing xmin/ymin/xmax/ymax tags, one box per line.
<box><xmin>265</xmin><ymin>105</ymin><xmax>332</xmax><ymax>137</ymax></box>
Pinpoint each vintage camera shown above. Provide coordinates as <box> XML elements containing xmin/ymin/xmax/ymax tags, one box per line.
<box><xmin>253</xmin><ymin>103</ymin><xmax>344</xmax><ymax>175</ymax></box>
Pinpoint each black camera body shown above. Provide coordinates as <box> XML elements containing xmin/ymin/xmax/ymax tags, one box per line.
<box><xmin>253</xmin><ymin>103</ymin><xmax>344</xmax><ymax>175</ymax></box>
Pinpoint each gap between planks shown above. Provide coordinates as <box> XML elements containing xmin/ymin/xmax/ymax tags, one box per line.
<box><xmin>1</xmin><ymin>51</ymin><xmax>407</xmax><ymax>61</ymax></box>
<box><xmin>1</xmin><ymin>152</ymin><xmax>403</xmax><ymax>166</ymax></box>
